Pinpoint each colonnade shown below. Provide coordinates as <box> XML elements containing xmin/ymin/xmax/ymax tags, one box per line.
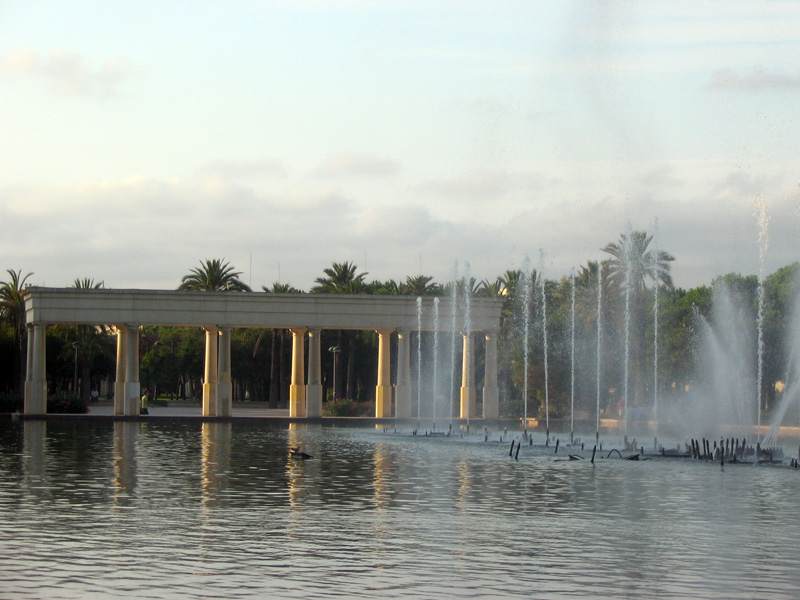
<box><xmin>285</xmin><ymin>327</ymin><xmax>500</xmax><ymax>420</ymax></box>
<box><xmin>22</xmin><ymin>288</ymin><xmax>504</xmax><ymax>418</ymax></box>
<box><xmin>24</xmin><ymin>322</ymin><xmax>499</xmax><ymax>419</ymax></box>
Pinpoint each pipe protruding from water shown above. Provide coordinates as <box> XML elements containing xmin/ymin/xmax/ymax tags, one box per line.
<box><xmin>515</xmin><ymin>441</ymin><xmax>521</xmax><ymax>462</ymax></box>
<box><xmin>591</xmin><ymin>445</ymin><xmax>597</xmax><ymax>464</ymax></box>
<box><xmin>509</xmin><ymin>439</ymin><xmax>515</xmax><ymax>457</ymax></box>
<box><xmin>554</xmin><ymin>439</ymin><xmax>560</xmax><ymax>454</ymax></box>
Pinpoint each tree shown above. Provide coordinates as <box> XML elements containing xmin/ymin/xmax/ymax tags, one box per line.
<box><xmin>400</xmin><ymin>275</ymin><xmax>441</xmax><ymax>296</ymax></box>
<box><xmin>262</xmin><ymin>282</ymin><xmax>302</xmax><ymax>408</ymax></box>
<box><xmin>312</xmin><ymin>262</ymin><xmax>368</xmax><ymax>399</ymax></box>
<box><xmin>0</xmin><ymin>269</ymin><xmax>33</xmax><ymax>394</ymax></box>
<box><xmin>178</xmin><ymin>259</ymin><xmax>251</xmax><ymax>292</ymax></box>
<box><xmin>601</xmin><ymin>230</ymin><xmax>675</xmax><ymax>409</ymax></box>
<box><xmin>312</xmin><ymin>261</ymin><xmax>367</xmax><ymax>294</ymax></box>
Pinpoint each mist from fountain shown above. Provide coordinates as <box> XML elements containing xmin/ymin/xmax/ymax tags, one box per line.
<box><xmin>539</xmin><ymin>249</ymin><xmax>550</xmax><ymax>442</ymax></box>
<box><xmin>416</xmin><ymin>296</ymin><xmax>423</xmax><ymax>425</ymax></box>
<box><xmin>521</xmin><ymin>256</ymin><xmax>532</xmax><ymax>432</ymax></box>
<box><xmin>570</xmin><ymin>268</ymin><xmax>576</xmax><ymax>444</ymax></box>
<box><xmin>596</xmin><ymin>262</ymin><xmax>603</xmax><ymax>444</ymax></box>
<box><xmin>448</xmin><ymin>260</ymin><xmax>459</xmax><ymax>428</ymax></box>
<box><xmin>463</xmin><ymin>262</ymin><xmax>472</xmax><ymax>429</ymax></box>
<box><xmin>432</xmin><ymin>296</ymin><xmax>440</xmax><ymax>431</ymax></box>
<box><xmin>755</xmin><ymin>197</ymin><xmax>770</xmax><ymax>442</ymax></box>
<box><xmin>763</xmin><ymin>290</ymin><xmax>800</xmax><ymax>447</ymax></box>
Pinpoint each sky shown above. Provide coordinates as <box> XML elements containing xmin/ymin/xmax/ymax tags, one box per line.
<box><xmin>1</xmin><ymin>1</ymin><xmax>798</xmax><ymax>292</ymax></box>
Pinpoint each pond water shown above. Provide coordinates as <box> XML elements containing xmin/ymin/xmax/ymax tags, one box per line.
<box><xmin>1</xmin><ymin>419</ymin><xmax>799</xmax><ymax>599</ymax></box>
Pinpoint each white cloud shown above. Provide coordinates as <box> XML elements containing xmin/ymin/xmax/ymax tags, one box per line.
<box><xmin>314</xmin><ymin>154</ymin><xmax>401</xmax><ymax>178</ymax></box>
<box><xmin>708</xmin><ymin>67</ymin><xmax>800</xmax><ymax>91</ymax></box>
<box><xmin>0</xmin><ymin>48</ymin><xmax>133</xmax><ymax>97</ymax></box>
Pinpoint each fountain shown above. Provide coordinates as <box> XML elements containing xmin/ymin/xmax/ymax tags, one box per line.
<box><xmin>539</xmin><ymin>249</ymin><xmax>550</xmax><ymax>444</ymax></box>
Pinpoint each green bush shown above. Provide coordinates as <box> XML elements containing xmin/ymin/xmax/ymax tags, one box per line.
<box><xmin>0</xmin><ymin>393</ymin><xmax>23</xmax><ymax>413</ymax></box>
<box><xmin>323</xmin><ymin>397</ymin><xmax>372</xmax><ymax>417</ymax></box>
<box><xmin>47</xmin><ymin>391</ymin><xmax>89</xmax><ymax>414</ymax></box>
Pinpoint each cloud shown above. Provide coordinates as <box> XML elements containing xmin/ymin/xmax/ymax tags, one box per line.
<box><xmin>707</xmin><ymin>67</ymin><xmax>800</xmax><ymax>91</ymax></box>
<box><xmin>314</xmin><ymin>154</ymin><xmax>401</xmax><ymax>178</ymax></box>
<box><xmin>417</xmin><ymin>169</ymin><xmax>549</xmax><ymax>201</ymax></box>
<box><xmin>197</xmin><ymin>158</ymin><xmax>288</xmax><ymax>179</ymax></box>
<box><xmin>0</xmin><ymin>48</ymin><xmax>132</xmax><ymax>97</ymax></box>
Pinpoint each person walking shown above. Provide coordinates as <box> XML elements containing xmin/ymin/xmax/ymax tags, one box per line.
<box><xmin>140</xmin><ymin>389</ymin><xmax>150</xmax><ymax>415</ymax></box>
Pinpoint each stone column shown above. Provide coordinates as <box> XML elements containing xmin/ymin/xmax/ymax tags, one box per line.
<box><xmin>306</xmin><ymin>328</ymin><xmax>322</xmax><ymax>418</ymax></box>
<box><xmin>124</xmin><ymin>324</ymin><xmax>140</xmax><ymax>416</ymax></box>
<box><xmin>375</xmin><ymin>328</ymin><xmax>393</xmax><ymax>418</ymax></box>
<box><xmin>203</xmin><ymin>326</ymin><xmax>219</xmax><ymax>417</ymax></box>
<box><xmin>289</xmin><ymin>327</ymin><xmax>307</xmax><ymax>417</ymax></box>
<box><xmin>114</xmin><ymin>325</ymin><xmax>128</xmax><ymax>416</ymax></box>
<box><xmin>395</xmin><ymin>329</ymin><xmax>412</xmax><ymax>418</ymax></box>
<box><xmin>24</xmin><ymin>323</ymin><xmax>34</xmax><ymax>411</ymax></box>
<box><xmin>25</xmin><ymin>323</ymin><xmax>47</xmax><ymax>414</ymax></box>
<box><xmin>482</xmin><ymin>330</ymin><xmax>499</xmax><ymax>419</ymax></box>
<box><xmin>216</xmin><ymin>327</ymin><xmax>232</xmax><ymax>417</ymax></box>
<box><xmin>460</xmin><ymin>332</ymin><xmax>476</xmax><ymax>419</ymax></box>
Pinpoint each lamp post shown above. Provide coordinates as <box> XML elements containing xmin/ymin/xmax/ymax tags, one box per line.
<box><xmin>72</xmin><ymin>341</ymin><xmax>80</xmax><ymax>395</ymax></box>
<box><xmin>328</xmin><ymin>346</ymin><xmax>341</xmax><ymax>400</ymax></box>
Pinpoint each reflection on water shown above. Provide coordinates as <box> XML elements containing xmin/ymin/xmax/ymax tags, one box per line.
<box><xmin>1</xmin><ymin>420</ymin><xmax>800</xmax><ymax>599</ymax></box>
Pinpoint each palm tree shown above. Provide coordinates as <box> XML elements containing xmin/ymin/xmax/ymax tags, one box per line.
<box><xmin>601</xmin><ymin>231</ymin><xmax>674</xmax><ymax>293</ymax></box>
<box><xmin>178</xmin><ymin>259</ymin><xmax>252</xmax><ymax>292</ymax></box>
<box><xmin>601</xmin><ymin>230</ymin><xmax>675</xmax><ymax>408</ymax></box>
<box><xmin>312</xmin><ymin>262</ymin><xmax>368</xmax><ymax>400</ymax></box>
<box><xmin>311</xmin><ymin>261</ymin><xmax>367</xmax><ymax>294</ymax></box>
<box><xmin>68</xmin><ymin>278</ymin><xmax>112</xmax><ymax>400</ymax></box>
<box><xmin>0</xmin><ymin>269</ymin><xmax>33</xmax><ymax>394</ymax></box>
<box><xmin>400</xmin><ymin>275</ymin><xmax>441</xmax><ymax>296</ymax></box>
<box><xmin>261</xmin><ymin>282</ymin><xmax>302</xmax><ymax>408</ymax></box>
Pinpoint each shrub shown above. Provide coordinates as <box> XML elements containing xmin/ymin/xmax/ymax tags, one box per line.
<box><xmin>0</xmin><ymin>393</ymin><xmax>23</xmax><ymax>413</ymax></box>
<box><xmin>323</xmin><ymin>397</ymin><xmax>372</xmax><ymax>417</ymax></box>
<box><xmin>47</xmin><ymin>391</ymin><xmax>89</xmax><ymax>414</ymax></box>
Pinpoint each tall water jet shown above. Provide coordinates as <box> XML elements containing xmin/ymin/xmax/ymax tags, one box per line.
<box><xmin>416</xmin><ymin>296</ymin><xmax>423</xmax><ymax>425</ymax></box>
<box><xmin>522</xmin><ymin>256</ymin><xmax>532</xmax><ymax>433</ymax></box>
<box><xmin>652</xmin><ymin>218</ymin><xmax>660</xmax><ymax>442</ymax></box>
<box><xmin>539</xmin><ymin>249</ymin><xmax>550</xmax><ymax>443</ymax></box>
<box><xmin>755</xmin><ymin>197</ymin><xmax>770</xmax><ymax>442</ymax></box>
<box><xmin>432</xmin><ymin>296</ymin><xmax>440</xmax><ymax>431</ymax></box>
<box><xmin>448</xmin><ymin>261</ymin><xmax>459</xmax><ymax>428</ymax></box>
<box><xmin>596</xmin><ymin>262</ymin><xmax>603</xmax><ymax>444</ymax></box>
<box><xmin>622</xmin><ymin>226</ymin><xmax>633</xmax><ymax>438</ymax></box>
<box><xmin>462</xmin><ymin>262</ymin><xmax>473</xmax><ymax>430</ymax></box>
<box><xmin>570</xmin><ymin>268</ymin><xmax>576</xmax><ymax>444</ymax></box>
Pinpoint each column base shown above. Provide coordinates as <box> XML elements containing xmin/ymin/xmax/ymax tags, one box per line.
<box><xmin>114</xmin><ymin>381</ymin><xmax>125</xmax><ymax>416</ymax></box>
<box><xmin>460</xmin><ymin>387</ymin><xmax>476</xmax><ymax>419</ymax></box>
<box><xmin>394</xmin><ymin>385</ymin><xmax>411</xmax><ymax>418</ymax></box>
<box><xmin>375</xmin><ymin>385</ymin><xmax>392</xmax><ymax>418</ymax></box>
<box><xmin>202</xmin><ymin>383</ymin><xmax>217</xmax><ymax>417</ymax></box>
<box><xmin>306</xmin><ymin>384</ymin><xmax>322</xmax><ymax>417</ymax></box>
<box><xmin>289</xmin><ymin>384</ymin><xmax>306</xmax><ymax>417</ymax></box>
<box><xmin>482</xmin><ymin>386</ymin><xmax>499</xmax><ymax>419</ymax></box>
<box><xmin>216</xmin><ymin>382</ymin><xmax>232</xmax><ymax>417</ymax></box>
<box><xmin>125</xmin><ymin>382</ymin><xmax>141</xmax><ymax>416</ymax></box>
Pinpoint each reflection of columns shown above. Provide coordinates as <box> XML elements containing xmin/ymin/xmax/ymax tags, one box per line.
<box><xmin>289</xmin><ymin>327</ymin><xmax>307</xmax><ymax>417</ymax></box>
<box><xmin>25</xmin><ymin>323</ymin><xmax>47</xmax><ymax>414</ymax></box>
<box><xmin>217</xmin><ymin>327</ymin><xmax>232</xmax><ymax>417</ymax></box>
<box><xmin>201</xmin><ymin>422</ymin><xmax>232</xmax><ymax>503</ymax></box>
<box><xmin>395</xmin><ymin>330</ymin><xmax>412</xmax><ymax>418</ymax></box>
<box><xmin>460</xmin><ymin>332</ymin><xmax>476</xmax><ymax>419</ymax></box>
<box><xmin>203</xmin><ymin>326</ymin><xmax>218</xmax><ymax>417</ymax></box>
<box><xmin>124</xmin><ymin>324</ymin><xmax>140</xmax><ymax>416</ymax></box>
<box><xmin>22</xmin><ymin>421</ymin><xmax>46</xmax><ymax>497</ymax></box>
<box><xmin>483</xmin><ymin>330</ymin><xmax>499</xmax><ymax>419</ymax></box>
<box><xmin>114</xmin><ymin>326</ymin><xmax>128</xmax><ymax>416</ymax></box>
<box><xmin>306</xmin><ymin>328</ymin><xmax>322</xmax><ymax>418</ymax></box>
<box><xmin>375</xmin><ymin>328</ymin><xmax>393</xmax><ymax>418</ymax></box>
<box><xmin>113</xmin><ymin>421</ymin><xmax>137</xmax><ymax>504</ymax></box>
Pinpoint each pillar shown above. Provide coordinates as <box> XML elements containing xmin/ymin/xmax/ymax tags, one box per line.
<box><xmin>24</xmin><ymin>324</ymin><xmax>34</xmax><ymax>411</ymax></box>
<box><xmin>216</xmin><ymin>327</ymin><xmax>232</xmax><ymax>417</ymax></box>
<box><xmin>203</xmin><ymin>326</ymin><xmax>218</xmax><ymax>417</ymax></box>
<box><xmin>375</xmin><ymin>328</ymin><xmax>393</xmax><ymax>418</ymax></box>
<box><xmin>306</xmin><ymin>328</ymin><xmax>322</xmax><ymax>418</ymax></box>
<box><xmin>114</xmin><ymin>325</ymin><xmax>128</xmax><ymax>416</ymax></box>
<box><xmin>483</xmin><ymin>330</ymin><xmax>499</xmax><ymax>419</ymax></box>
<box><xmin>24</xmin><ymin>323</ymin><xmax>47</xmax><ymax>414</ymax></box>
<box><xmin>460</xmin><ymin>332</ymin><xmax>476</xmax><ymax>419</ymax></box>
<box><xmin>124</xmin><ymin>324</ymin><xmax>140</xmax><ymax>416</ymax></box>
<box><xmin>289</xmin><ymin>327</ymin><xmax>307</xmax><ymax>417</ymax></box>
<box><xmin>395</xmin><ymin>329</ymin><xmax>412</xmax><ymax>418</ymax></box>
